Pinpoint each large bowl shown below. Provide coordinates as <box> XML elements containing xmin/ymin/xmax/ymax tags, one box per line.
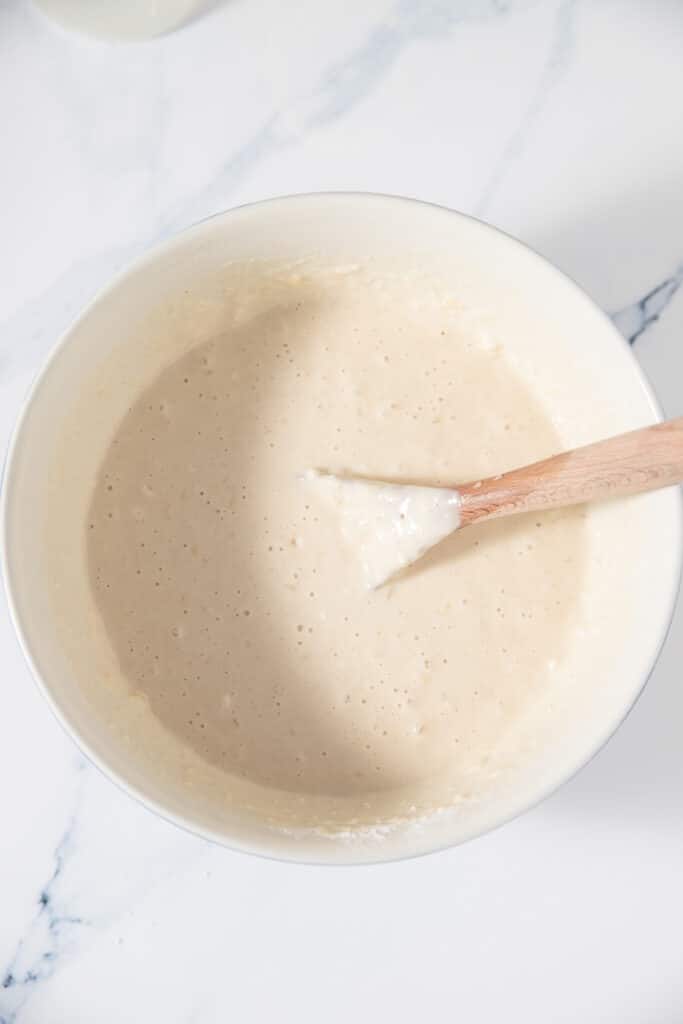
<box><xmin>2</xmin><ymin>194</ymin><xmax>681</xmax><ymax>863</ymax></box>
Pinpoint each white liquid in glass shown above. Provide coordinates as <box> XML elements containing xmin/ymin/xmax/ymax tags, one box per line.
<box><xmin>33</xmin><ymin>0</ymin><xmax>205</xmax><ymax>40</ymax></box>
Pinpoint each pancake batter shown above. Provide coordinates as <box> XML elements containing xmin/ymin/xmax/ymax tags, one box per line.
<box><xmin>87</xmin><ymin>264</ymin><xmax>585</xmax><ymax>806</ymax></box>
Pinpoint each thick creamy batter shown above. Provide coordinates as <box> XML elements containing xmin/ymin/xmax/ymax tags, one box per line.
<box><xmin>87</xmin><ymin>264</ymin><xmax>586</xmax><ymax>810</ymax></box>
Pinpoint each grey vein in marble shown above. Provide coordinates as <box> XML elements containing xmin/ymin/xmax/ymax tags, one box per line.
<box><xmin>0</xmin><ymin>769</ymin><xmax>87</xmax><ymax>1024</ymax></box>
<box><xmin>171</xmin><ymin>0</ymin><xmax>539</xmax><ymax>228</ymax></box>
<box><xmin>611</xmin><ymin>261</ymin><xmax>683</xmax><ymax>345</ymax></box>
<box><xmin>475</xmin><ymin>0</ymin><xmax>577</xmax><ymax>217</ymax></box>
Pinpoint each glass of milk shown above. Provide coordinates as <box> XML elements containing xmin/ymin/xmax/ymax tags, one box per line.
<box><xmin>33</xmin><ymin>0</ymin><xmax>207</xmax><ymax>40</ymax></box>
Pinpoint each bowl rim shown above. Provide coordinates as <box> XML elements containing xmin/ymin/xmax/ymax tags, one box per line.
<box><xmin>2</xmin><ymin>191</ymin><xmax>681</xmax><ymax>865</ymax></box>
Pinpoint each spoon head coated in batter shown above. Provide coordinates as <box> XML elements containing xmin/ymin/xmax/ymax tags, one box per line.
<box><xmin>304</xmin><ymin>470</ymin><xmax>461</xmax><ymax>588</ymax></box>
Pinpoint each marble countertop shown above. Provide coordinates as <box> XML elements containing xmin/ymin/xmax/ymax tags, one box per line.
<box><xmin>2</xmin><ymin>2</ymin><xmax>683</xmax><ymax>1021</ymax></box>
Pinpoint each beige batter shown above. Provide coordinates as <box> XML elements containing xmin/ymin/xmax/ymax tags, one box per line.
<box><xmin>87</xmin><ymin>265</ymin><xmax>586</xmax><ymax>807</ymax></box>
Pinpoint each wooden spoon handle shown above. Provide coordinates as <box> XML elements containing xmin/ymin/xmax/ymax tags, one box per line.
<box><xmin>458</xmin><ymin>416</ymin><xmax>683</xmax><ymax>527</ymax></box>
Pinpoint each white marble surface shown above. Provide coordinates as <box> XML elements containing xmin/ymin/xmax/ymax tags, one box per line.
<box><xmin>2</xmin><ymin>1</ymin><xmax>683</xmax><ymax>1020</ymax></box>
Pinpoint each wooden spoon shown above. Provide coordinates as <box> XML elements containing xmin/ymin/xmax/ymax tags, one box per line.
<box><xmin>457</xmin><ymin>415</ymin><xmax>683</xmax><ymax>527</ymax></box>
<box><xmin>308</xmin><ymin>417</ymin><xmax>683</xmax><ymax>588</ymax></box>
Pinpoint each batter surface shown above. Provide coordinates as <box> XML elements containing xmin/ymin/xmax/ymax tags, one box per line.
<box><xmin>87</xmin><ymin>265</ymin><xmax>586</xmax><ymax>804</ymax></box>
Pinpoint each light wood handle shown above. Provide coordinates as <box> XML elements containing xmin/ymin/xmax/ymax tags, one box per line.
<box><xmin>458</xmin><ymin>416</ymin><xmax>683</xmax><ymax>527</ymax></box>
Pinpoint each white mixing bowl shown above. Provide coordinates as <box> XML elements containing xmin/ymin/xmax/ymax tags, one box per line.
<box><xmin>2</xmin><ymin>194</ymin><xmax>680</xmax><ymax>863</ymax></box>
